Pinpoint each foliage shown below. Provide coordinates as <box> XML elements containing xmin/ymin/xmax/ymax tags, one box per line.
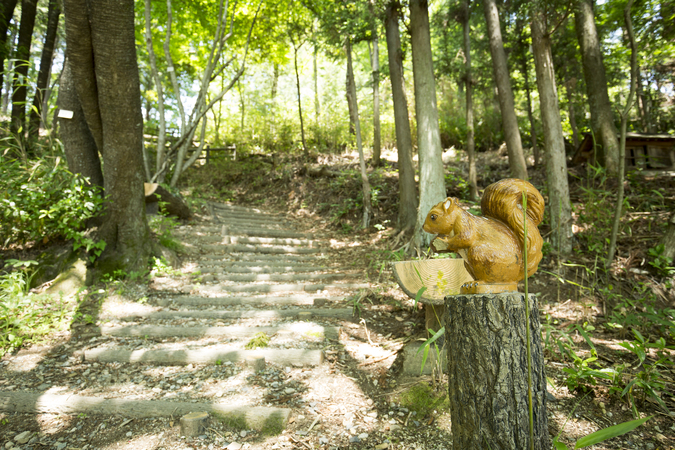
<box><xmin>245</xmin><ymin>332</ymin><xmax>270</xmax><ymax>349</ymax></box>
<box><xmin>0</xmin><ymin>267</ymin><xmax>73</xmax><ymax>357</ymax></box>
<box><xmin>148</xmin><ymin>203</ymin><xmax>183</xmax><ymax>252</ymax></box>
<box><xmin>0</xmin><ymin>154</ymin><xmax>104</xmax><ymax>249</ymax></box>
<box><xmin>397</xmin><ymin>382</ymin><xmax>449</xmax><ymax>418</ymax></box>
<box><xmin>553</xmin><ymin>416</ymin><xmax>652</xmax><ymax>449</ymax></box>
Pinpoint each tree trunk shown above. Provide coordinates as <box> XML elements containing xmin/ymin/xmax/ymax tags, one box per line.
<box><xmin>29</xmin><ymin>0</ymin><xmax>61</xmax><ymax>134</ymax></box>
<box><xmin>384</xmin><ymin>1</ymin><xmax>417</xmax><ymax>233</ymax></box>
<box><xmin>482</xmin><ymin>0</ymin><xmax>528</xmax><ymax>180</ymax></box>
<box><xmin>660</xmin><ymin>214</ymin><xmax>675</xmax><ymax>260</ymax></box>
<box><xmin>345</xmin><ymin>59</ymin><xmax>356</xmax><ymax>136</ymax></box>
<box><xmin>63</xmin><ymin>0</ymin><xmax>151</xmax><ymax>274</ymax></box>
<box><xmin>565</xmin><ymin>78</ymin><xmax>580</xmax><ymax>149</ymax></box>
<box><xmin>574</xmin><ymin>0</ymin><xmax>619</xmax><ymax>175</ymax></box>
<box><xmin>57</xmin><ymin>58</ymin><xmax>103</xmax><ymax>189</ymax></box>
<box><xmin>10</xmin><ymin>0</ymin><xmax>38</xmax><ymax>135</ymax></box>
<box><xmin>520</xmin><ymin>45</ymin><xmax>539</xmax><ymax>167</ymax></box>
<box><xmin>346</xmin><ymin>38</ymin><xmax>372</xmax><ymax>229</ymax></box>
<box><xmin>0</xmin><ymin>0</ymin><xmax>18</xmax><ymax>101</ymax></box>
<box><xmin>410</xmin><ymin>0</ymin><xmax>445</xmax><ymax>250</ymax></box>
<box><xmin>369</xmin><ymin>6</ymin><xmax>381</xmax><ymax>167</ymax></box>
<box><xmin>531</xmin><ymin>10</ymin><xmax>573</xmax><ymax>255</ymax></box>
<box><xmin>445</xmin><ymin>293</ymin><xmax>550</xmax><ymax>450</ymax></box>
<box><xmin>271</xmin><ymin>62</ymin><xmax>279</xmax><ymax>141</ymax></box>
<box><xmin>460</xmin><ymin>0</ymin><xmax>478</xmax><ymax>201</ymax></box>
<box><xmin>313</xmin><ymin>41</ymin><xmax>320</xmax><ymax>144</ymax></box>
<box><xmin>293</xmin><ymin>44</ymin><xmax>308</xmax><ymax>158</ymax></box>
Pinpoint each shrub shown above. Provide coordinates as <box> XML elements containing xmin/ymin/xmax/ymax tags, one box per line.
<box><xmin>0</xmin><ymin>154</ymin><xmax>104</xmax><ymax>248</ymax></box>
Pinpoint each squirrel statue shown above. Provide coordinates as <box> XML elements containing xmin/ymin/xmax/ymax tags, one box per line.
<box><xmin>423</xmin><ymin>178</ymin><xmax>544</xmax><ymax>288</ymax></box>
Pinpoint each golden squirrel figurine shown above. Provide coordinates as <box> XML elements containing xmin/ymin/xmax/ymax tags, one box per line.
<box><xmin>423</xmin><ymin>178</ymin><xmax>544</xmax><ymax>287</ymax></box>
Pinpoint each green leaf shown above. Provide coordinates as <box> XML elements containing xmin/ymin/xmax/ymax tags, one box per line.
<box><xmin>574</xmin><ymin>416</ymin><xmax>651</xmax><ymax>448</ymax></box>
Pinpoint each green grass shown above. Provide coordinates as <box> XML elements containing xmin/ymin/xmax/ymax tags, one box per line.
<box><xmin>0</xmin><ymin>270</ymin><xmax>74</xmax><ymax>356</ymax></box>
<box><xmin>397</xmin><ymin>382</ymin><xmax>449</xmax><ymax>418</ymax></box>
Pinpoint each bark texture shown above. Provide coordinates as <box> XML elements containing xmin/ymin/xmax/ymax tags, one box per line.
<box><xmin>574</xmin><ymin>0</ymin><xmax>619</xmax><ymax>174</ymax></box>
<box><xmin>445</xmin><ymin>293</ymin><xmax>550</xmax><ymax>450</ymax></box>
<box><xmin>0</xmin><ymin>0</ymin><xmax>18</xmax><ymax>99</ymax></box>
<box><xmin>460</xmin><ymin>0</ymin><xmax>478</xmax><ymax>201</ymax></box>
<box><xmin>57</xmin><ymin>58</ymin><xmax>103</xmax><ymax>188</ymax></box>
<box><xmin>660</xmin><ymin>213</ymin><xmax>675</xmax><ymax>260</ymax></box>
<box><xmin>482</xmin><ymin>0</ymin><xmax>527</xmax><ymax>180</ymax></box>
<box><xmin>63</xmin><ymin>0</ymin><xmax>151</xmax><ymax>273</ymax></box>
<box><xmin>384</xmin><ymin>1</ymin><xmax>417</xmax><ymax>232</ymax></box>
<box><xmin>10</xmin><ymin>0</ymin><xmax>38</xmax><ymax>134</ymax></box>
<box><xmin>29</xmin><ymin>0</ymin><xmax>61</xmax><ymax>133</ymax></box>
<box><xmin>345</xmin><ymin>39</ymin><xmax>372</xmax><ymax>229</ymax></box>
<box><xmin>369</xmin><ymin>6</ymin><xmax>381</xmax><ymax>167</ymax></box>
<box><xmin>410</xmin><ymin>0</ymin><xmax>445</xmax><ymax>249</ymax></box>
<box><xmin>531</xmin><ymin>12</ymin><xmax>573</xmax><ymax>254</ymax></box>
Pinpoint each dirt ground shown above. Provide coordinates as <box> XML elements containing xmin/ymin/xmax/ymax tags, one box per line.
<box><xmin>2</xmin><ymin>149</ymin><xmax>675</xmax><ymax>449</ymax></box>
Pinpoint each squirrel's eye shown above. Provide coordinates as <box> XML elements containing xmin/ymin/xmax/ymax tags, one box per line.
<box><xmin>430</xmin><ymin>214</ymin><xmax>437</xmax><ymax>221</ymax></box>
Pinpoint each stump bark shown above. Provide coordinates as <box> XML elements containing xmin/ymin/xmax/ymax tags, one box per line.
<box><xmin>445</xmin><ymin>293</ymin><xmax>550</xmax><ymax>449</ymax></box>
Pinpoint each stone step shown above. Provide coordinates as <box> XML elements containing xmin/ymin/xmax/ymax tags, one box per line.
<box><xmin>0</xmin><ymin>391</ymin><xmax>289</xmax><ymax>432</ymax></box>
<box><xmin>188</xmin><ymin>225</ymin><xmax>310</xmax><ymax>239</ymax></box>
<box><xmin>193</xmin><ymin>235</ymin><xmax>317</xmax><ymax>247</ymax></box>
<box><xmin>160</xmin><ymin>295</ymin><xmax>343</xmax><ymax>307</ymax></box>
<box><xmin>83</xmin><ymin>346</ymin><xmax>325</xmax><ymax>366</ymax></box>
<box><xmin>194</xmin><ymin>282</ymin><xmax>369</xmax><ymax>294</ymax></box>
<box><xmin>117</xmin><ymin>308</ymin><xmax>353</xmax><ymax>321</ymax></box>
<box><xmin>209</xmin><ymin>202</ymin><xmax>288</xmax><ymax>217</ymax></box>
<box><xmin>209</xmin><ymin>215</ymin><xmax>289</xmax><ymax>229</ymax></box>
<box><xmin>214</xmin><ymin>272</ymin><xmax>346</xmax><ymax>283</ymax></box>
<box><xmin>199</xmin><ymin>264</ymin><xmax>328</xmax><ymax>274</ymax></box>
<box><xmin>210</xmin><ymin>253</ymin><xmax>324</xmax><ymax>262</ymax></box>
<box><xmin>201</xmin><ymin>244</ymin><xmax>323</xmax><ymax>254</ymax></box>
<box><xmin>99</xmin><ymin>324</ymin><xmax>340</xmax><ymax>339</ymax></box>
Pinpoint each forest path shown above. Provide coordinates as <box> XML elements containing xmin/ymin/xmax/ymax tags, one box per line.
<box><xmin>0</xmin><ymin>202</ymin><xmax>381</xmax><ymax>447</ymax></box>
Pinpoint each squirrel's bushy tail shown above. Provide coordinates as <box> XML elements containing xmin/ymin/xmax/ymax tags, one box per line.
<box><xmin>481</xmin><ymin>179</ymin><xmax>545</xmax><ymax>277</ymax></box>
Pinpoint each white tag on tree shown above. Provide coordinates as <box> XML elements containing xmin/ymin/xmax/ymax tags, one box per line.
<box><xmin>57</xmin><ymin>109</ymin><xmax>74</xmax><ymax>119</ymax></box>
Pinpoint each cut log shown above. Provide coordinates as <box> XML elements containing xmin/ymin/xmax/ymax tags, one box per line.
<box><xmin>145</xmin><ymin>183</ymin><xmax>192</xmax><ymax>219</ymax></box>
<box><xmin>180</xmin><ymin>411</ymin><xmax>208</xmax><ymax>437</ymax></box>
<box><xmin>445</xmin><ymin>293</ymin><xmax>550</xmax><ymax>450</ymax></box>
<box><xmin>392</xmin><ymin>259</ymin><xmax>473</xmax><ymax>330</ymax></box>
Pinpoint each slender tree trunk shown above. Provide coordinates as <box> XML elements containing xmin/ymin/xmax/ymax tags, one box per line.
<box><xmin>574</xmin><ymin>0</ymin><xmax>619</xmax><ymax>174</ymax></box>
<box><xmin>144</xmin><ymin>0</ymin><xmax>166</xmax><ymax>182</ymax></box>
<box><xmin>369</xmin><ymin>5</ymin><xmax>381</xmax><ymax>167</ymax></box>
<box><xmin>271</xmin><ymin>62</ymin><xmax>279</xmax><ymax>141</ymax></box>
<box><xmin>11</xmin><ymin>0</ymin><xmax>38</xmax><ymax>135</ymax></box>
<box><xmin>385</xmin><ymin>1</ymin><xmax>417</xmax><ymax>233</ymax></box>
<box><xmin>313</xmin><ymin>41</ymin><xmax>320</xmax><ymax>145</ymax></box>
<box><xmin>345</xmin><ymin>59</ymin><xmax>356</xmax><ymax>136</ymax></box>
<box><xmin>293</xmin><ymin>43</ymin><xmax>308</xmax><ymax>158</ymax></box>
<box><xmin>607</xmin><ymin>0</ymin><xmax>637</xmax><ymax>267</ymax></box>
<box><xmin>346</xmin><ymin>39</ymin><xmax>372</xmax><ymax>228</ymax></box>
<box><xmin>460</xmin><ymin>0</ymin><xmax>478</xmax><ymax>201</ymax></box>
<box><xmin>483</xmin><ymin>0</ymin><xmax>527</xmax><ymax>180</ymax></box>
<box><xmin>0</xmin><ymin>0</ymin><xmax>18</xmax><ymax>100</ymax></box>
<box><xmin>565</xmin><ymin>78</ymin><xmax>580</xmax><ymax>149</ymax></box>
<box><xmin>410</xmin><ymin>0</ymin><xmax>445</xmax><ymax>250</ymax></box>
<box><xmin>237</xmin><ymin>78</ymin><xmax>245</xmax><ymax>133</ymax></box>
<box><xmin>521</xmin><ymin>48</ymin><xmax>539</xmax><ymax>167</ymax></box>
<box><xmin>531</xmin><ymin>9</ymin><xmax>573</xmax><ymax>255</ymax></box>
<box><xmin>63</xmin><ymin>0</ymin><xmax>151</xmax><ymax>274</ymax></box>
<box><xmin>635</xmin><ymin>67</ymin><xmax>652</xmax><ymax>133</ymax></box>
<box><xmin>29</xmin><ymin>0</ymin><xmax>61</xmax><ymax>135</ymax></box>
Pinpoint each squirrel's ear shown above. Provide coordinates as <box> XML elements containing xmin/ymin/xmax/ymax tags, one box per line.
<box><xmin>443</xmin><ymin>199</ymin><xmax>452</xmax><ymax>211</ymax></box>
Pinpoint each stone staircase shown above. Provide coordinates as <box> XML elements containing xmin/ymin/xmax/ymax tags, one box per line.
<box><xmin>0</xmin><ymin>202</ymin><xmax>371</xmax><ymax>437</ymax></box>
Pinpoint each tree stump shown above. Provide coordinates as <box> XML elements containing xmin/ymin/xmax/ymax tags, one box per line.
<box><xmin>180</xmin><ymin>411</ymin><xmax>208</xmax><ymax>437</ymax></box>
<box><xmin>445</xmin><ymin>293</ymin><xmax>550</xmax><ymax>449</ymax></box>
